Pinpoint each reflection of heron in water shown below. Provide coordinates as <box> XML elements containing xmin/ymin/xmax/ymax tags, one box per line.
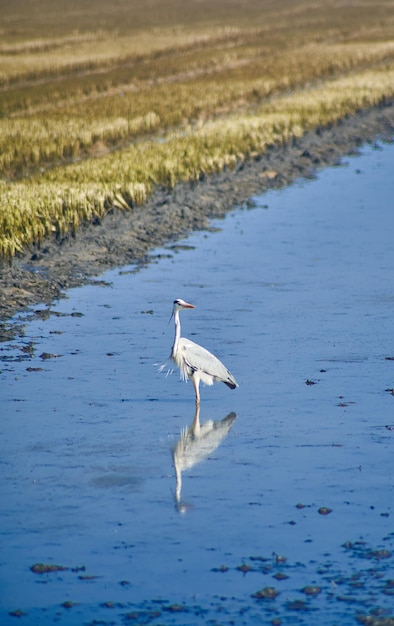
<box><xmin>172</xmin><ymin>405</ymin><xmax>236</xmax><ymax>510</ymax></box>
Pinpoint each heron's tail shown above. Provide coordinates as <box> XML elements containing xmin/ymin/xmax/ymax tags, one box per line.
<box><xmin>223</xmin><ymin>370</ymin><xmax>238</xmax><ymax>389</ymax></box>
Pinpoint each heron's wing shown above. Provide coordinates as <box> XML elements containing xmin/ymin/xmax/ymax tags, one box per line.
<box><xmin>178</xmin><ymin>337</ymin><xmax>238</xmax><ymax>387</ymax></box>
<box><xmin>173</xmin><ymin>412</ymin><xmax>236</xmax><ymax>473</ymax></box>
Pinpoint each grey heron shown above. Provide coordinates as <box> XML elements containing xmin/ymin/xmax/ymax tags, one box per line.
<box><xmin>169</xmin><ymin>298</ymin><xmax>238</xmax><ymax>406</ymax></box>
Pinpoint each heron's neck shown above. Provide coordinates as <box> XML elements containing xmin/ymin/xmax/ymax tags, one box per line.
<box><xmin>172</xmin><ymin>309</ymin><xmax>181</xmax><ymax>356</ymax></box>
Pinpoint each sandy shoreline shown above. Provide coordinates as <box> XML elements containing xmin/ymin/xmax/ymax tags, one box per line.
<box><xmin>1</xmin><ymin>102</ymin><xmax>394</xmax><ymax>336</ymax></box>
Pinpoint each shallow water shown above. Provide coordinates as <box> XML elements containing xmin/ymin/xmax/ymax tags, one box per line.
<box><xmin>1</xmin><ymin>142</ymin><xmax>394</xmax><ymax>625</ymax></box>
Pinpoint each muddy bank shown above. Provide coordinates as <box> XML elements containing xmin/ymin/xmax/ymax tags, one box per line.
<box><xmin>1</xmin><ymin>102</ymin><xmax>394</xmax><ymax>333</ymax></box>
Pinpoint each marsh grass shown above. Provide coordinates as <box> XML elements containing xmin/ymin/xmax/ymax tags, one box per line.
<box><xmin>1</xmin><ymin>0</ymin><xmax>394</xmax><ymax>258</ymax></box>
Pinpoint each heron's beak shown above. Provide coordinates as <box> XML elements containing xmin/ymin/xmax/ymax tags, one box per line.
<box><xmin>182</xmin><ymin>302</ymin><xmax>195</xmax><ymax>309</ymax></box>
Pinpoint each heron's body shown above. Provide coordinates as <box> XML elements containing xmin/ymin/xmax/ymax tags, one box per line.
<box><xmin>170</xmin><ymin>298</ymin><xmax>238</xmax><ymax>405</ymax></box>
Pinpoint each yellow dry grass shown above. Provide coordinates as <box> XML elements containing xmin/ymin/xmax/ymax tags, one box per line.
<box><xmin>1</xmin><ymin>0</ymin><xmax>394</xmax><ymax>258</ymax></box>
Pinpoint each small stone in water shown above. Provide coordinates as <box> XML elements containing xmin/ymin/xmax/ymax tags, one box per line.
<box><xmin>31</xmin><ymin>563</ymin><xmax>68</xmax><ymax>574</ymax></box>
<box><xmin>211</xmin><ymin>564</ymin><xmax>229</xmax><ymax>572</ymax></box>
<box><xmin>318</xmin><ymin>507</ymin><xmax>332</xmax><ymax>515</ymax></box>
<box><xmin>301</xmin><ymin>586</ymin><xmax>321</xmax><ymax>596</ymax></box>
<box><xmin>236</xmin><ymin>563</ymin><xmax>253</xmax><ymax>573</ymax></box>
<box><xmin>273</xmin><ymin>572</ymin><xmax>289</xmax><ymax>581</ymax></box>
<box><xmin>252</xmin><ymin>586</ymin><xmax>279</xmax><ymax>600</ymax></box>
<box><xmin>286</xmin><ymin>599</ymin><xmax>309</xmax><ymax>611</ymax></box>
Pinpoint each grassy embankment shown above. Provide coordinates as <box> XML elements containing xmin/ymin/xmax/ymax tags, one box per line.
<box><xmin>1</xmin><ymin>0</ymin><xmax>394</xmax><ymax>258</ymax></box>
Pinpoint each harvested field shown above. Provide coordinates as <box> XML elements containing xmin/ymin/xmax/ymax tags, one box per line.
<box><xmin>1</xmin><ymin>0</ymin><xmax>394</xmax><ymax>323</ymax></box>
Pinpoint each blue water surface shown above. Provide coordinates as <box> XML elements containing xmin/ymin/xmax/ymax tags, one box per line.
<box><xmin>1</xmin><ymin>141</ymin><xmax>394</xmax><ymax>625</ymax></box>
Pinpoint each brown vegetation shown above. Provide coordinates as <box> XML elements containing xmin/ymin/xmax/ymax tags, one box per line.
<box><xmin>1</xmin><ymin>0</ymin><xmax>394</xmax><ymax>258</ymax></box>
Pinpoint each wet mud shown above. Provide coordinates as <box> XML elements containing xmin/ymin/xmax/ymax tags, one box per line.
<box><xmin>1</xmin><ymin>102</ymin><xmax>394</xmax><ymax>334</ymax></box>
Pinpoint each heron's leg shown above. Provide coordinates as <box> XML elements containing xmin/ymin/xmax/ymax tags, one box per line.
<box><xmin>191</xmin><ymin>404</ymin><xmax>201</xmax><ymax>437</ymax></box>
<box><xmin>174</xmin><ymin>461</ymin><xmax>182</xmax><ymax>505</ymax></box>
<box><xmin>191</xmin><ymin>374</ymin><xmax>201</xmax><ymax>408</ymax></box>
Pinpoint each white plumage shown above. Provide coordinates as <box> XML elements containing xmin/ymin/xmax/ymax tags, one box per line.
<box><xmin>169</xmin><ymin>298</ymin><xmax>238</xmax><ymax>406</ymax></box>
<box><xmin>173</xmin><ymin>405</ymin><xmax>236</xmax><ymax>508</ymax></box>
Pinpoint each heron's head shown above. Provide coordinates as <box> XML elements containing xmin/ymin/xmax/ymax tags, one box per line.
<box><xmin>173</xmin><ymin>298</ymin><xmax>195</xmax><ymax>312</ymax></box>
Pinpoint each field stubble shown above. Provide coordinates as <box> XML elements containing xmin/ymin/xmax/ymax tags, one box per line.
<box><xmin>1</xmin><ymin>0</ymin><xmax>394</xmax><ymax>261</ymax></box>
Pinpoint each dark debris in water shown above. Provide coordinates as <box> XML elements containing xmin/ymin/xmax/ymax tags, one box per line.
<box><xmin>9</xmin><ymin>609</ymin><xmax>27</xmax><ymax>618</ymax></box>
<box><xmin>101</xmin><ymin>601</ymin><xmax>125</xmax><ymax>608</ymax></box>
<box><xmin>21</xmin><ymin>534</ymin><xmax>394</xmax><ymax>624</ymax></box>
<box><xmin>273</xmin><ymin>572</ymin><xmax>289</xmax><ymax>581</ymax></box>
<box><xmin>342</xmin><ymin>542</ymin><xmax>392</xmax><ymax>561</ymax></box>
<box><xmin>31</xmin><ymin>563</ymin><xmax>88</xmax><ymax>577</ymax></box>
<box><xmin>0</xmin><ymin>341</ymin><xmax>36</xmax><ymax>363</ymax></box>
<box><xmin>31</xmin><ymin>563</ymin><xmax>69</xmax><ymax>574</ymax></box>
<box><xmin>252</xmin><ymin>586</ymin><xmax>280</xmax><ymax>600</ymax></box>
<box><xmin>301</xmin><ymin>586</ymin><xmax>322</xmax><ymax>596</ymax></box>
<box><xmin>236</xmin><ymin>563</ymin><xmax>253</xmax><ymax>574</ymax></box>
<box><xmin>167</xmin><ymin>244</ymin><xmax>196</xmax><ymax>252</ymax></box>
<box><xmin>0</xmin><ymin>322</ymin><xmax>27</xmax><ymax>343</ymax></box>
<box><xmin>124</xmin><ymin>608</ymin><xmax>162</xmax><ymax>622</ymax></box>
<box><xmin>61</xmin><ymin>600</ymin><xmax>79</xmax><ymax>609</ymax></box>
<box><xmin>357</xmin><ymin>616</ymin><xmax>394</xmax><ymax>626</ymax></box>
<box><xmin>249</xmin><ymin>555</ymin><xmax>271</xmax><ymax>563</ymax></box>
<box><xmin>39</xmin><ymin>351</ymin><xmax>62</xmax><ymax>359</ymax></box>
<box><xmin>273</xmin><ymin>554</ymin><xmax>287</xmax><ymax>564</ymax></box>
<box><xmin>318</xmin><ymin>506</ymin><xmax>333</xmax><ymax>515</ymax></box>
<box><xmin>163</xmin><ymin>604</ymin><xmax>189</xmax><ymax>612</ymax></box>
<box><xmin>285</xmin><ymin>599</ymin><xmax>312</xmax><ymax>611</ymax></box>
<box><xmin>211</xmin><ymin>536</ymin><xmax>394</xmax><ymax>621</ymax></box>
<box><xmin>33</xmin><ymin>308</ymin><xmax>84</xmax><ymax>321</ymax></box>
<box><xmin>211</xmin><ymin>564</ymin><xmax>229</xmax><ymax>573</ymax></box>
<box><xmin>119</xmin><ymin>599</ymin><xmax>210</xmax><ymax>624</ymax></box>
